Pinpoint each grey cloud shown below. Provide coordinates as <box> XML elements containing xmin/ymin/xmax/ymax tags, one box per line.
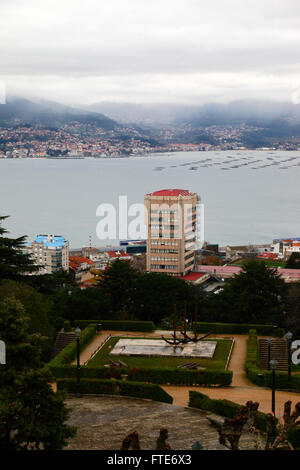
<box><xmin>0</xmin><ymin>0</ymin><xmax>300</xmax><ymax>104</ymax></box>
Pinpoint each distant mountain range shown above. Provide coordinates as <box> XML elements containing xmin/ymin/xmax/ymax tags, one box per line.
<box><xmin>0</xmin><ymin>97</ymin><xmax>117</xmax><ymax>130</ymax></box>
<box><xmin>82</xmin><ymin>100</ymin><xmax>300</xmax><ymax>148</ymax></box>
<box><xmin>1</xmin><ymin>97</ymin><xmax>300</xmax><ymax>149</ymax></box>
<box><xmin>83</xmin><ymin>100</ymin><xmax>300</xmax><ymax>128</ymax></box>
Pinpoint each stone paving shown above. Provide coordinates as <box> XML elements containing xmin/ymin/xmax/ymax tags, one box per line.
<box><xmin>110</xmin><ymin>338</ymin><xmax>217</xmax><ymax>358</ymax></box>
<box><xmin>65</xmin><ymin>396</ymin><xmax>263</xmax><ymax>450</ymax></box>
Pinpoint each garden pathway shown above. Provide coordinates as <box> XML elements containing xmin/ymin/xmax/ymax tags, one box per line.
<box><xmin>72</xmin><ymin>330</ymin><xmax>300</xmax><ymax>419</ymax></box>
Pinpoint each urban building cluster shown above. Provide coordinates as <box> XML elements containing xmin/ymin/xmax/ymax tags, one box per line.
<box><xmin>1</xmin><ymin>122</ymin><xmax>300</xmax><ymax>159</ymax></box>
<box><xmin>0</xmin><ymin>124</ymin><xmax>165</xmax><ymax>158</ymax></box>
<box><xmin>22</xmin><ymin>189</ymin><xmax>300</xmax><ymax>293</ymax></box>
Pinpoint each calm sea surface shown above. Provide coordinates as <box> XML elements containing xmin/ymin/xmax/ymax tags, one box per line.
<box><xmin>1</xmin><ymin>150</ymin><xmax>300</xmax><ymax>248</ymax></box>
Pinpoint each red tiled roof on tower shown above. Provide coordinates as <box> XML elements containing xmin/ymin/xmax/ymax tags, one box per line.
<box><xmin>151</xmin><ymin>189</ymin><xmax>191</xmax><ymax>197</ymax></box>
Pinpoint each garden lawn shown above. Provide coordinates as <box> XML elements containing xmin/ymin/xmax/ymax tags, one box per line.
<box><xmin>86</xmin><ymin>336</ymin><xmax>233</xmax><ymax>371</ymax></box>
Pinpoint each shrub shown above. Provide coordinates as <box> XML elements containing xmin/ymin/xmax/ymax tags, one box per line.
<box><xmin>194</xmin><ymin>322</ymin><xmax>282</xmax><ymax>336</ymax></box>
<box><xmin>49</xmin><ymin>364</ymin><xmax>232</xmax><ymax>386</ymax></box>
<box><xmin>73</xmin><ymin>320</ymin><xmax>156</xmax><ymax>332</ymax></box>
<box><xmin>263</xmin><ymin>371</ymin><xmax>300</xmax><ymax>391</ymax></box>
<box><xmin>56</xmin><ymin>378</ymin><xmax>173</xmax><ymax>403</ymax></box>
<box><xmin>48</xmin><ymin>326</ymin><xmax>97</xmax><ymax>367</ymax></box>
<box><xmin>63</xmin><ymin>320</ymin><xmax>71</xmax><ymax>332</ymax></box>
<box><xmin>189</xmin><ymin>391</ymin><xmax>276</xmax><ymax>432</ymax></box>
<box><xmin>244</xmin><ymin>333</ymin><xmax>300</xmax><ymax>392</ymax></box>
<box><xmin>287</xmin><ymin>427</ymin><xmax>300</xmax><ymax>450</ymax></box>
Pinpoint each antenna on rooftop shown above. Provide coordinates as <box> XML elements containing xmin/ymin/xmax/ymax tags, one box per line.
<box><xmin>89</xmin><ymin>235</ymin><xmax>92</xmax><ymax>249</ymax></box>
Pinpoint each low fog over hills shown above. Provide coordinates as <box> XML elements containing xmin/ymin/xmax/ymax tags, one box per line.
<box><xmin>83</xmin><ymin>100</ymin><xmax>300</xmax><ymax>127</ymax></box>
<box><xmin>0</xmin><ymin>97</ymin><xmax>117</xmax><ymax>130</ymax></box>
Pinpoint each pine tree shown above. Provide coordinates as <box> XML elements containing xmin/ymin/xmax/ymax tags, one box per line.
<box><xmin>0</xmin><ymin>296</ymin><xmax>76</xmax><ymax>450</ymax></box>
<box><xmin>0</xmin><ymin>215</ymin><xmax>38</xmax><ymax>281</ymax></box>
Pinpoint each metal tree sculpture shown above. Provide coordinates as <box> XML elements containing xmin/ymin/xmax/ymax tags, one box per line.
<box><xmin>162</xmin><ymin>300</ymin><xmax>211</xmax><ymax>345</ymax></box>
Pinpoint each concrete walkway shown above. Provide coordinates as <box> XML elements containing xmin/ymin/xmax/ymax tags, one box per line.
<box><xmin>73</xmin><ymin>330</ymin><xmax>300</xmax><ymax>419</ymax></box>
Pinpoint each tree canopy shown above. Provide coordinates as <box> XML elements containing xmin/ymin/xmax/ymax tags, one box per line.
<box><xmin>0</xmin><ymin>296</ymin><xmax>76</xmax><ymax>450</ymax></box>
<box><xmin>203</xmin><ymin>260</ymin><xmax>287</xmax><ymax>325</ymax></box>
<box><xmin>0</xmin><ymin>215</ymin><xmax>38</xmax><ymax>281</ymax></box>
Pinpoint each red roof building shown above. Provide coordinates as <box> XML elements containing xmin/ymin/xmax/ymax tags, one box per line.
<box><xmin>69</xmin><ymin>256</ymin><xmax>95</xmax><ymax>272</ymax></box>
<box><xmin>150</xmin><ymin>189</ymin><xmax>192</xmax><ymax>197</ymax></box>
<box><xmin>107</xmin><ymin>250</ymin><xmax>131</xmax><ymax>259</ymax></box>
<box><xmin>176</xmin><ymin>272</ymin><xmax>207</xmax><ymax>283</ymax></box>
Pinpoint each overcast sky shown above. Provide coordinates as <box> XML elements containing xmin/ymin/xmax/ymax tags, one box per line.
<box><xmin>1</xmin><ymin>0</ymin><xmax>300</xmax><ymax>105</ymax></box>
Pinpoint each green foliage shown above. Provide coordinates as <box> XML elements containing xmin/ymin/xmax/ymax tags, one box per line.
<box><xmin>57</xmin><ymin>378</ymin><xmax>173</xmax><ymax>403</ymax></box>
<box><xmin>203</xmin><ymin>260</ymin><xmax>287</xmax><ymax>326</ymax></box>
<box><xmin>97</xmin><ymin>259</ymin><xmax>140</xmax><ymax>314</ymax></box>
<box><xmin>87</xmin><ymin>336</ymin><xmax>232</xmax><ymax>371</ymax></box>
<box><xmin>94</xmin><ymin>259</ymin><xmax>200</xmax><ymax>325</ymax></box>
<box><xmin>74</xmin><ymin>320</ymin><xmax>156</xmax><ymax>332</ymax></box>
<box><xmin>0</xmin><ymin>279</ymin><xmax>57</xmax><ymax>361</ymax></box>
<box><xmin>287</xmin><ymin>427</ymin><xmax>300</xmax><ymax>450</ymax></box>
<box><xmin>0</xmin><ymin>297</ymin><xmax>76</xmax><ymax>450</ymax></box>
<box><xmin>128</xmin><ymin>271</ymin><xmax>197</xmax><ymax>324</ymax></box>
<box><xmin>49</xmin><ymin>333</ymin><xmax>233</xmax><ymax>386</ymax></box>
<box><xmin>244</xmin><ymin>332</ymin><xmax>300</xmax><ymax>392</ymax></box>
<box><xmin>194</xmin><ymin>322</ymin><xmax>281</xmax><ymax>336</ymax></box>
<box><xmin>0</xmin><ymin>215</ymin><xmax>39</xmax><ymax>280</ymax></box>
<box><xmin>263</xmin><ymin>371</ymin><xmax>300</xmax><ymax>391</ymax></box>
<box><xmin>48</xmin><ymin>325</ymin><xmax>96</xmax><ymax>367</ymax></box>
<box><xmin>285</xmin><ymin>252</ymin><xmax>300</xmax><ymax>269</ymax></box>
<box><xmin>63</xmin><ymin>320</ymin><xmax>71</xmax><ymax>332</ymax></box>
<box><xmin>285</xmin><ymin>283</ymin><xmax>300</xmax><ymax>337</ymax></box>
<box><xmin>244</xmin><ymin>331</ymin><xmax>262</xmax><ymax>385</ymax></box>
<box><xmin>58</xmin><ymin>286</ymin><xmax>111</xmax><ymax>322</ymax></box>
<box><xmin>189</xmin><ymin>391</ymin><xmax>276</xmax><ymax>432</ymax></box>
<box><xmin>50</xmin><ymin>364</ymin><xmax>232</xmax><ymax>386</ymax></box>
<box><xmin>26</xmin><ymin>269</ymin><xmax>76</xmax><ymax>295</ymax></box>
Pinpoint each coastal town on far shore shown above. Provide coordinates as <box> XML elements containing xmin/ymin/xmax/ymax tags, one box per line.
<box><xmin>1</xmin><ymin>122</ymin><xmax>300</xmax><ymax>159</ymax></box>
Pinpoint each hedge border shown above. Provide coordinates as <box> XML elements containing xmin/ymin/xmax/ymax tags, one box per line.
<box><xmin>50</xmin><ymin>364</ymin><xmax>232</xmax><ymax>386</ymax></box>
<box><xmin>57</xmin><ymin>378</ymin><xmax>173</xmax><ymax>403</ymax></box>
<box><xmin>287</xmin><ymin>427</ymin><xmax>300</xmax><ymax>450</ymax></box>
<box><xmin>48</xmin><ymin>325</ymin><xmax>97</xmax><ymax>367</ymax></box>
<box><xmin>245</xmin><ymin>331</ymin><xmax>300</xmax><ymax>392</ymax></box>
<box><xmin>73</xmin><ymin>320</ymin><xmax>156</xmax><ymax>332</ymax></box>
<box><xmin>189</xmin><ymin>390</ymin><xmax>277</xmax><ymax>433</ymax></box>
<box><xmin>194</xmin><ymin>322</ymin><xmax>284</xmax><ymax>336</ymax></box>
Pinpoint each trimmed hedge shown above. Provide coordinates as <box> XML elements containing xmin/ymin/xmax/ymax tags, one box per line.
<box><xmin>244</xmin><ymin>331</ymin><xmax>261</xmax><ymax>385</ymax></box>
<box><xmin>73</xmin><ymin>320</ymin><xmax>156</xmax><ymax>332</ymax></box>
<box><xmin>287</xmin><ymin>427</ymin><xmax>300</xmax><ymax>450</ymax></box>
<box><xmin>189</xmin><ymin>391</ymin><xmax>276</xmax><ymax>433</ymax></box>
<box><xmin>263</xmin><ymin>370</ymin><xmax>300</xmax><ymax>391</ymax></box>
<box><xmin>194</xmin><ymin>322</ymin><xmax>284</xmax><ymax>336</ymax></box>
<box><xmin>48</xmin><ymin>325</ymin><xmax>97</xmax><ymax>367</ymax></box>
<box><xmin>244</xmin><ymin>332</ymin><xmax>300</xmax><ymax>392</ymax></box>
<box><xmin>56</xmin><ymin>378</ymin><xmax>173</xmax><ymax>403</ymax></box>
<box><xmin>49</xmin><ymin>364</ymin><xmax>232</xmax><ymax>386</ymax></box>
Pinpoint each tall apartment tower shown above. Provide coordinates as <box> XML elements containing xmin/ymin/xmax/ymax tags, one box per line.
<box><xmin>24</xmin><ymin>235</ymin><xmax>69</xmax><ymax>274</ymax></box>
<box><xmin>144</xmin><ymin>189</ymin><xmax>197</xmax><ymax>276</ymax></box>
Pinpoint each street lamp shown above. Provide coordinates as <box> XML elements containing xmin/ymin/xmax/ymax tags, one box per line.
<box><xmin>269</xmin><ymin>358</ymin><xmax>278</xmax><ymax>416</ymax></box>
<box><xmin>75</xmin><ymin>327</ymin><xmax>81</xmax><ymax>398</ymax></box>
<box><xmin>286</xmin><ymin>331</ymin><xmax>293</xmax><ymax>383</ymax></box>
<box><xmin>267</xmin><ymin>338</ymin><xmax>272</xmax><ymax>370</ymax></box>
